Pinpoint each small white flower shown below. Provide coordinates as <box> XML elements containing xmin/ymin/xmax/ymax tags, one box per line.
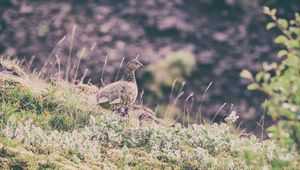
<box><xmin>225</xmin><ymin>110</ymin><xmax>239</xmax><ymax>124</ymax></box>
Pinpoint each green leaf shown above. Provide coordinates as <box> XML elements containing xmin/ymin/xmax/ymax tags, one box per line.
<box><xmin>264</xmin><ymin>73</ymin><xmax>271</xmax><ymax>81</ymax></box>
<box><xmin>266</xmin><ymin>22</ymin><xmax>275</xmax><ymax>30</ymax></box>
<box><xmin>289</xmin><ymin>27</ymin><xmax>300</xmax><ymax>35</ymax></box>
<box><xmin>247</xmin><ymin>83</ymin><xmax>259</xmax><ymax>90</ymax></box>
<box><xmin>278</xmin><ymin>18</ymin><xmax>289</xmax><ymax>29</ymax></box>
<box><xmin>270</xmin><ymin>8</ymin><xmax>277</xmax><ymax>17</ymax></box>
<box><xmin>283</xmin><ymin>30</ymin><xmax>292</xmax><ymax>38</ymax></box>
<box><xmin>255</xmin><ymin>72</ymin><xmax>264</xmax><ymax>82</ymax></box>
<box><xmin>274</xmin><ymin>35</ymin><xmax>288</xmax><ymax>44</ymax></box>
<box><xmin>240</xmin><ymin>70</ymin><xmax>254</xmax><ymax>80</ymax></box>
<box><xmin>262</xmin><ymin>6</ymin><xmax>270</xmax><ymax>14</ymax></box>
<box><xmin>277</xmin><ymin>50</ymin><xmax>288</xmax><ymax>58</ymax></box>
<box><xmin>290</xmin><ymin>40</ymin><xmax>300</xmax><ymax>48</ymax></box>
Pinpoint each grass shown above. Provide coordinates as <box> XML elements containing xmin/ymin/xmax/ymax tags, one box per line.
<box><xmin>0</xmin><ymin>57</ymin><xmax>300</xmax><ymax>169</ymax></box>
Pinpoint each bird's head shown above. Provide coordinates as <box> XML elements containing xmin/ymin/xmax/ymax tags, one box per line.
<box><xmin>125</xmin><ymin>59</ymin><xmax>143</xmax><ymax>71</ymax></box>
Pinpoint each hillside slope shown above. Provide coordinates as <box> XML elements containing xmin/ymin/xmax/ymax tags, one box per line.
<box><xmin>0</xmin><ymin>58</ymin><xmax>299</xmax><ymax>169</ymax></box>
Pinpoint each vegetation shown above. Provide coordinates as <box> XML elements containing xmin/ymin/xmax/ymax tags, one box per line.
<box><xmin>1</xmin><ymin>3</ymin><xmax>300</xmax><ymax>169</ymax></box>
<box><xmin>1</xmin><ymin>56</ymin><xmax>299</xmax><ymax>169</ymax></box>
<box><xmin>142</xmin><ymin>50</ymin><xmax>196</xmax><ymax>97</ymax></box>
<box><xmin>4</xmin><ymin>0</ymin><xmax>298</xmax><ymax>127</ymax></box>
<box><xmin>241</xmin><ymin>8</ymin><xmax>300</xmax><ymax>152</ymax></box>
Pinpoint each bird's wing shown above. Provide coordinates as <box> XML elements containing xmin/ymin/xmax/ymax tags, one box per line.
<box><xmin>99</xmin><ymin>81</ymin><xmax>121</xmax><ymax>93</ymax></box>
<box><xmin>109</xmin><ymin>97</ymin><xmax>122</xmax><ymax>105</ymax></box>
<box><xmin>97</xmin><ymin>82</ymin><xmax>122</xmax><ymax>103</ymax></box>
<box><xmin>97</xmin><ymin>96</ymin><xmax>109</xmax><ymax>104</ymax></box>
<box><xmin>96</xmin><ymin>81</ymin><xmax>138</xmax><ymax>105</ymax></box>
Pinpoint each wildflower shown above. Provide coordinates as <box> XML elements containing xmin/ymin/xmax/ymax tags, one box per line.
<box><xmin>225</xmin><ymin>110</ymin><xmax>239</xmax><ymax>124</ymax></box>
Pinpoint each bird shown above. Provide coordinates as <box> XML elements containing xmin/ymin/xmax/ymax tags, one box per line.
<box><xmin>96</xmin><ymin>59</ymin><xmax>143</xmax><ymax>115</ymax></box>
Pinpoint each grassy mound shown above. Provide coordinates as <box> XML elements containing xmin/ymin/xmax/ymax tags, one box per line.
<box><xmin>0</xmin><ymin>58</ymin><xmax>299</xmax><ymax>169</ymax></box>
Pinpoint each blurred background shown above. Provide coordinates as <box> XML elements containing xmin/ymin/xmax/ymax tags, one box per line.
<box><xmin>0</xmin><ymin>0</ymin><xmax>299</xmax><ymax>133</ymax></box>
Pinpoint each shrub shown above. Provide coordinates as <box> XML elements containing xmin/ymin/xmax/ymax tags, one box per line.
<box><xmin>241</xmin><ymin>7</ymin><xmax>300</xmax><ymax>151</ymax></box>
<box><xmin>141</xmin><ymin>50</ymin><xmax>196</xmax><ymax>97</ymax></box>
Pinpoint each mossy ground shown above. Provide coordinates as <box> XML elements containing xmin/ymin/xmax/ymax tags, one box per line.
<box><xmin>0</xmin><ymin>58</ymin><xmax>299</xmax><ymax>169</ymax></box>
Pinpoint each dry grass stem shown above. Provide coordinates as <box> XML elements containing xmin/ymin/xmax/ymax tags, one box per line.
<box><xmin>196</xmin><ymin>82</ymin><xmax>213</xmax><ymax>124</ymax></box>
<box><xmin>100</xmin><ymin>55</ymin><xmax>108</xmax><ymax>88</ymax></box>
<box><xmin>165</xmin><ymin>79</ymin><xmax>178</xmax><ymax>117</ymax></box>
<box><xmin>74</xmin><ymin>47</ymin><xmax>86</xmax><ymax>81</ymax></box>
<box><xmin>211</xmin><ymin>102</ymin><xmax>226</xmax><ymax>123</ymax></box>
<box><xmin>66</xmin><ymin>26</ymin><xmax>77</xmax><ymax>81</ymax></box>
<box><xmin>55</xmin><ymin>54</ymin><xmax>61</xmax><ymax>82</ymax></box>
<box><xmin>114</xmin><ymin>57</ymin><xmax>124</xmax><ymax>82</ymax></box>
<box><xmin>166</xmin><ymin>91</ymin><xmax>184</xmax><ymax>120</ymax></box>
<box><xmin>80</xmin><ymin>69</ymin><xmax>89</xmax><ymax>83</ymax></box>
<box><xmin>139</xmin><ymin>89</ymin><xmax>144</xmax><ymax>105</ymax></box>
<box><xmin>39</xmin><ymin>36</ymin><xmax>66</xmax><ymax>78</ymax></box>
<box><xmin>182</xmin><ymin>93</ymin><xmax>194</xmax><ymax>126</ymax></box>
<box><xmin>135</xmin><ymin>53</ymin><xmax>140</xmax><ymax>60</ymax></box>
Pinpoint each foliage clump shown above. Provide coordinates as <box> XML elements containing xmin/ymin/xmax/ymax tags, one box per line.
<box><xmin>142</xmin><ymin>50</ymin><xmax>196</xmax><ymax>97</ymax></box>
<box><xmin>241</xmin><ymin>8</ymin><xmax>300</xmax><ymax>151</ymax></box>
<box><xmin>0</xmin><ymin>59</ymin><xmax>101</xmax><ymax>131</ymax></box>
<box><xmin>1</xmin><ymin>113</ymin><xmax>299</xmax><ymax>169</ymax></box>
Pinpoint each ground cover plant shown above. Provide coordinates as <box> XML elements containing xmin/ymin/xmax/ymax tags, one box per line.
<box><xmin>1</xmin><ymin>4</ymin><xmax>300</xmax><ymax>169</ymax></box>
<box><xmin>1</xmin><ymin>56</ymin><xmax>300</xmax><ymax>169</ymax></box>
